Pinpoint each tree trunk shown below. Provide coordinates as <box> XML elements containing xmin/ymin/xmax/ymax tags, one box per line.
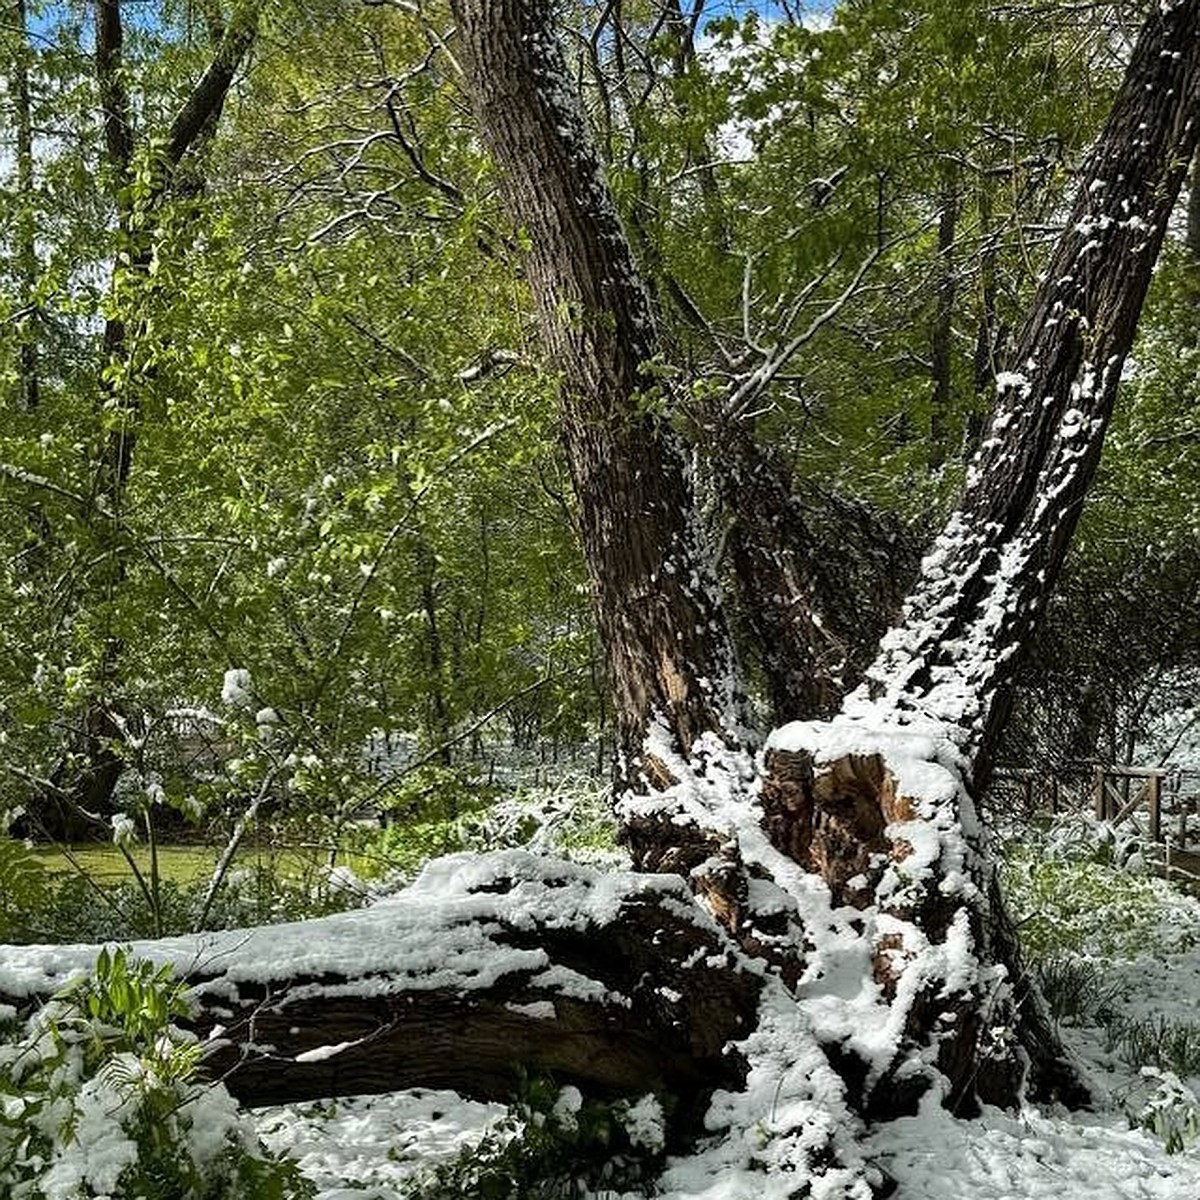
<box><xmin>11</xmin><ymin>0</ymin><xmax>38</xmax><ymax>410</ymax></box>
<box><xmin>868</xmin><ymin>0</ymin><xmax>1200</xmax><ymax>785</ymax></box>
<box><xmin>928</xmin><ymin>173</ymin><xmax>959</xmax><ymax>468</ymax></box>
<box><xmin>450</xmin><ymin>0</ymin><xmax>744</xmax><ymax>784</ymax></box>
<box><xmin>761</xmin><ymin>0</ymin><xmax>1200</xmax><ymax>1112</ymax></box>
<box><xmin>41</xmin><ymin>1</ymin><xmax>264</xmax><ymax>836</ymax></box>
<box><xmin>453</xmin><ymin>0</ymin><xmax>1198</xmax><ymax>1158</ymax></box>
<box><xmin>0</xmin><ymin>855</ymin><xmax>758</xmax><ymax>1136</ymax></box>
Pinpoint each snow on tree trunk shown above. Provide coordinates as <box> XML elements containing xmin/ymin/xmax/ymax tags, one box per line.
<box><xmin>0</xmin><ymin>854</ymin><xmax>758</xmax><ymax>1132</ymax></box>
<box><xmin>759</xmin><ymin>0</ymin><xmax>1200</xmax><ymax>1113</ymax></box>
<box><xmin>448</xmin><ymin>0</ymin><xmax>1198</xmax><ymax>1189</ymax></box>
<box><xmin>450</xmin><ymin>0</ymin><xmax>745</xmax><ymax>789</ymax></box>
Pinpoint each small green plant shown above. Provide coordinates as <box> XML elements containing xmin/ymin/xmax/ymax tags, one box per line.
<box><xmin>0</xmin><ymin>946</ymin><xmax>313</xmax><ymax>1199</ymax></box>
<box><xmin>1130</xmin><ymin>1068</ymin><xmax>1200</xmax><ymax>1154</ymax></box>
<box><xmin>1002</xmin><ymin>848</ymin><xmax>1169</xmax><ymax>959</ymax></box>
<box><xmin>1035</xmin><ymin>957</ymin><xmax>1124</xmax><ymax>1026</ymax></box>
<box><xmin>412</xmin><ymin>1076</ymin><xmax>664</xmax><ymax>1200</ymax></box>
<box><xmin>1107</xmin><ymin>1014</ymin><xmax>1200</xmax><ymax>1080</ymax></box>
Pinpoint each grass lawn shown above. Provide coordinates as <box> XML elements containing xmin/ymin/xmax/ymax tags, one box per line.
<box><xmin>30</xmin><ymin>843</ymin><xmax>220</xmax><ymax>884</ymax></box>
<box><xmin>28</xmin><ymin>841</ymin><xmax>371</xmax><ymax>887</ymax></box>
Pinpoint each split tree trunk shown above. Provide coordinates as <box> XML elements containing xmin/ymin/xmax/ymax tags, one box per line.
<box><xmin>760</xmin><ymin>0</ymin><xmax>1200</xmax><ymax>1111</ymax></box>
<box><xmin>454</xmin><ymin>0</ymin><xmax>1199</xmax><ymax>1125</ymax></box>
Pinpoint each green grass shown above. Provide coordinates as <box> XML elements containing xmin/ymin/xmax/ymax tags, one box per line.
<box><xmin>30</xmin><ymin>843</ymin><xmax>219</xmax><ymax>885</ymax></box>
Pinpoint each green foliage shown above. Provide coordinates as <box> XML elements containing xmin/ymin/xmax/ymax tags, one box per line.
<box><xmin>412</xmin><ymin>1077</ymin><xmax>663</xmax><ymax>1200</ymax></box>
<box><xmin>1002</xmin><ymin>847</ymin><xmax>1168</xmax><ymax>960</ymax></box>
<box><xmin>354</xmin><ymin>774</ymin><xmax>620</xmax><ymax>882</ymax></box>
<box><xmin>1108</xmin><ymin>1016</ymin><xmax>1200</xmax><ymax>1082</ymax></box>
<box><xmin>1034</xmin><ymin>957</ymin><xmax>1124</xmax><ymax>1028</ymax></box>
<box><xmin>0</xmin><ymin>948</ymin><xmax>313</xmax><ymax>1199</ymax></box>
<box><xmin>0</xmin><ymin>838</ymin><xmax>52</xmax><ymax>942</ymax></box>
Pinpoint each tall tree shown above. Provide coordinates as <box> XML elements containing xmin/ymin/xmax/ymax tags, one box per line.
<box><xmin>451</xmin><ymin>0</ymin><xmax>744</xmax><ymax>784</ymax></box>
<box><xmin>9</xmin><ymin>0</ymin><xmax>38</xmax><ymax>410</ymax></box>
<box><xmin>453</xmin><ymin>0</ymin><xmax>1200</xmax><ymax>1118</ymax></box>
<box><xmin>47</xmin><ymin>0</ymin><xmax>265</xmax><ymax>826</ymax></box>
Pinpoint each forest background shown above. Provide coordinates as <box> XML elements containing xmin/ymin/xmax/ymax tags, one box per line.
<box><xmin>0</xmin><ymin>0</ymin><xmax>1198</xmax><ymax>914</ymax></box>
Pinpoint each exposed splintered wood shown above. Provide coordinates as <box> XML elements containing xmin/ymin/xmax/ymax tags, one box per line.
<box><xmin>0</xmin><ymin>854</ymin><xmax>759</xmax><ymax>1134</ymax></box>
<box><xmin>759</xmin><ymin>736</ymin><xmax>1086</xmax><ymax>1116</ymax></box>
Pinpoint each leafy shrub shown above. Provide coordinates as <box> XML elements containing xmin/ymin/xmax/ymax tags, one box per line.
<box><xmin>1108</xmin><ymin>1015</ymin><xmax>1200</xmax><ymax>1080</ymax></box>
<box><xmin>413</xmin><ymin>1077</ymin><xmax>664</xmax><ymax>1200</ymax></box>
<box><xmin>359</xmin><ymin>774</ymin><xmax>620</xmax><ymax>884</ymax></box>
<box><xmin>0</xmin><ymin>838</ymin><xmax>52</xmax><ymax>942</ymax></box>
<box><xmin>1002</xmin><ymin>847</ymin><xmax>1170</xmax><ymax>960</ymax></box>
<box><xmin>0</xmin><ymin>947</ymin><xmax>313</xmax><ymax>1199</ymax></box>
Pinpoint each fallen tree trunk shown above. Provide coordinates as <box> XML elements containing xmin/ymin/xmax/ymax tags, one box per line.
<box><xmin>0</xmin><ymin>853</ymin><xmax>758</xmax><ymax>1134</ymax></box>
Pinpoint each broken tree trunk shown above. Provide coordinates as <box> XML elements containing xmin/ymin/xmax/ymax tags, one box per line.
<box><xmin>453</xmin><ymin>0</ymin><xmax>1196</xmax><ymax>1170</ymax></box>
<box><xmin>759</xmin><ymin>0</ymin><xmax>1200</xmax><ymax>1113</ymax></box>
<box><xmin>0</xmin><ymin>854</ymin><xmax>758</xmax><ymax>1136</ymax></box>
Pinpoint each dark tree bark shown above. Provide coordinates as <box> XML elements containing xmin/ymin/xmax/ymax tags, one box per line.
<box><xmin>867</xmin><ymin>0</ymin><xmax>1200</xmax><ymax>787</ymax></box>
<box><xmin>928</xmin><ymin>174</ymin><xmax>959</xmax><ymax>468</ymax></box>
<box><xmin>11</xmin><ymin>0</ymin><xmax>39</xmax><ymax>410</ymax></box>
<box><xmin>451</xmin><ymin>0</ymin><xmax>1197</xmax><ymax>1149</ymax></box>
<box><xmin>450</xmin><ymin>0</ymin><xmax>744</xmax><ymax>782</ymax></box>
<box><xmin>0</xmin><ymin>858</ymin><xmax>758</xmax><ymax>1137</ymax></box>
<box><xmin>761</xmin><ymin>0</ymin><xmax>1200</xmax><ymax>1111</ymax></box>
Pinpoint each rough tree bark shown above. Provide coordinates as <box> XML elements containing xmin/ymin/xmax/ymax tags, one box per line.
<box><xmin>6</xmin><ymin>5</ymin><xmax>1191</xmax><ymax>1194</ymax></box>
<box><xmin>0</xmin><ymin>856</ymin><xmax>759</xmax><ymax>1140</ymax></box>
<box><xmin>760</xmin><ymin>0</ymin><xmax>1200</xmax><ymax>1111</ymax></box>
<box><xmin>449</xmin><ymin>0</ymin><xmax>744</xmax><ymax>786</ymax></box>
<box><xmin>449</xmin><ymin>0</ymin><xmax>1200</xmax><ymax>1125</ymax></box>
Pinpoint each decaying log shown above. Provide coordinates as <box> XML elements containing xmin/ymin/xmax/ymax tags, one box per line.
<box><xmin>0</xmin><ymin>853</ymin><xmax>759</xmax><ymax>1135</ymax></box>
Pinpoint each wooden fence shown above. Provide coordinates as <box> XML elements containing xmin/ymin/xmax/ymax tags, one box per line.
<box><xmin>991</xmin><ymin>764</ymin><xmax>1200</xmax><ymax>847</ymax></box>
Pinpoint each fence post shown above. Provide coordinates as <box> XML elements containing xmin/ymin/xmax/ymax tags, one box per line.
<box><xmin>1149</xmin><ymin>773</ymin><xmax>1162</xmax><ymax>843</ymax></box>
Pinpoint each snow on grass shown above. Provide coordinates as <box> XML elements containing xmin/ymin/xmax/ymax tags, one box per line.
<box><xmin>256</xmin><ymin>1090</ymin><xmax>507</xmax><ymax>1199</ymax></box>
<box><xmin>867</xmin><ymin>1093</ymin><xmax>1200</xmax><ymax>1199</ymax></box>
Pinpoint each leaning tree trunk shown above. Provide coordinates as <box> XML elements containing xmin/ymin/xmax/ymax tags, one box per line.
<box><xmin>761</xmin><ymin>0</ymin><xmax>1200</xmax><ymax>1112</ymax></box>
<box><xmin>450</xmin><ymin>0</ymin><xmax>744</xmax><ymax>785</ymax></box>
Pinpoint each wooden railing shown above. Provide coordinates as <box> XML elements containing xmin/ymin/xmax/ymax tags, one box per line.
<box><xmin>991</xmin><ymin>764</ymin><xmax>1200</xmax><ymax>846</ymax></box>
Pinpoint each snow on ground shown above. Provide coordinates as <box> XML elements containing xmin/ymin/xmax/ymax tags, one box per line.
<box><xmin>257</xmin><ymin>1090</ymin><xmax>506</xmax><ymax>1199</ymax></box>
<box><xmin>867</xmin><ymin>1095</ymin><xmax>1200</xmax><ymax>1199</ymax></box>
